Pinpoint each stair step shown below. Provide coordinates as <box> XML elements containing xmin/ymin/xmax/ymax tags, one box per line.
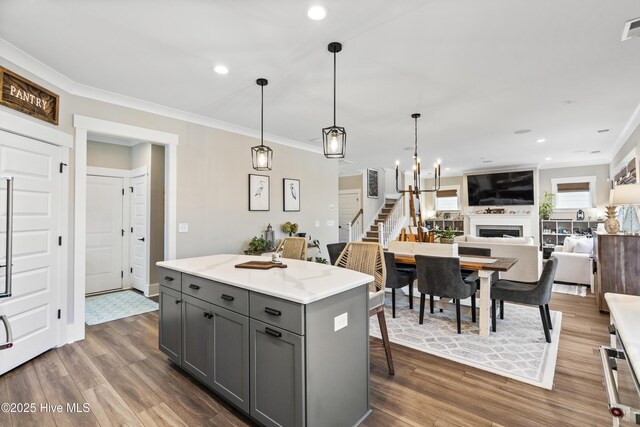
<box><xmin>362</xmin><ymin>237</ymin><xmax>378</xmax><ymax>242</ymax></box>
<box><xmin>366</xmin><ymin>231</ymin><xmax>379</xmax><ymax>237</ymax></box>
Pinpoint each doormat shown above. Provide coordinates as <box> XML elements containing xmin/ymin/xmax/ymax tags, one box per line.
<box><xmin>85</xmin><ymin>290</ymin><xmax>158</xmax><ymax>325</ymax></box>
<box><xmin>370</xmin><ymin>298</ymin><xmax>562</xmax><ymax>390</ymax></box>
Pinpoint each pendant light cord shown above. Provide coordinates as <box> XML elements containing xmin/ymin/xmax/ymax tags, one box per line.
<box><xmin>414</xmin><ymin>116</ymin><xmax>418</xmax><ymax>159</ymax></box>
<box><xmin>260</xmin><ymin>84</ymin><xmax>264</xmax><ymax>147</ymax></box>
<box><xmin>333</xmin><ymin>51</ymin><xmax>337</xmax><ymax>126</ymax></box>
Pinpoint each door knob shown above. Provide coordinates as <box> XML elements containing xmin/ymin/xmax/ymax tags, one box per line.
<box><xmin>138</xmin><ymin>237</ymin><xmax>145</xmax><ymax>242</ymax></box>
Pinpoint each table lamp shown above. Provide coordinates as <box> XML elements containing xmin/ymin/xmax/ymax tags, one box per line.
<box><xmin>611</xmin><ymin>184</ymin><xmax>640</xmax><ymax>234</ymax></box>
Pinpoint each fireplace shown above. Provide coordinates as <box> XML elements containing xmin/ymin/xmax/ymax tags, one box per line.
<box><xmin>476</xmin><ymin>224</ymin><xmax>523</xmax><ymax>238</ymax></box>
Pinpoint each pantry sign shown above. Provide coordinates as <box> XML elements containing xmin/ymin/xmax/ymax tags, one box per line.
<box><xmin>0</xmin><ymin>66</ymin><xmax>59</xmax><ymax>125</ymax></box>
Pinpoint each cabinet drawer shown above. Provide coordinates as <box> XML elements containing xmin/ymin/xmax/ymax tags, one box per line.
<box><xmin>183</xmin><ymin>274</ymin><xmax>249</xmax><ymax>316</ymax></box>
<box><xmin>159</xmin><ymin>267</ymin><xmax>181</xmax><ymax>291</ymax></box>
<box><xmin>250</xmin><ymin>293</ymin><xmax>304</xmax><ymax>335</ymax></box>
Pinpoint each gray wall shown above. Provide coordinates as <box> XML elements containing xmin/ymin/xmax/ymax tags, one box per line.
<box><xmin>339</xmin><ymin>175</ymin><xmax>361</xmax><ymax>191</ymax></box>
<box><xmin>538</xmin><ymin>164</ymin><xmax>610</xmax><ymax>216</ymax></box>
<box><xmin>149</xmin><ymin>145</ymin><xmax>165</xmax><ymax>285</ymax></box>
<box><xmin>0</xmin><ymin>56</ymin><xmax>338</xmax><ymax>326</ymax></box>
<box><xmin>87</xmin><ymin>140</ymin><xmax>132</xmax><ymax>169</ymax></box>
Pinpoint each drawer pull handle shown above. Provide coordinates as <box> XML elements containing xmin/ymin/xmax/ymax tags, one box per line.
<box><xmin>203</xmin><ymin>311</ymin><xmax>208</xmax><ymax>318</ymax></box>
<box><xmin>221</xmin><ymin>294</ymin><xmax>235</xmax><ymax>302</ymax></box>
<box><xmin>189</xmin><ymin>284</ymin><xmax>200</xmax><ymax>290</ymax></box>
<box><xmin>265</xmin><ymin>327</ymin><xmax>282</xmax><ymax>338</ymax></box>
<box><xmin>175</xmin><ymin>299</ymin><xmax>181</xmax><ymax>304</ymax></box>
<box><xmin>164</xmin><ymin>276</ymin><xmax>174</xmax><ymax>282</ymax></box>
<box><xmin>264</xmin><ymin>307</ymin><xmax>281</xmax><ymax>316</ymax></box>
<box><xmin>203</xmin><ymin>312</ymin><xmax>213</xmax><ymax>319</ymax></box>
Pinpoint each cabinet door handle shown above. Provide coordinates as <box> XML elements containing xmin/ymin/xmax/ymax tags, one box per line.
<box><xmin>264</xmin><ymin>307</ymin><xmax>281</xmax><ymax>316</ymax></box>
<box><xmin>175</xmin><ymin>299</ymin><xmax>181</xmax><ymax>304</ymax></box>
<box><xmin>164</xmin><ymin>276</ymin><xmax>174</xmax><ymax>282</ymax></box>
<box><xmin>189</xmin><ymin>284</ymin><xmax>200</xmax><ymax>290</ymax></box>
<box><xmin>221</xmin><ymin>294</ymin><xmax>235</xmax><ymax>302</ymax></box>
<box><xmin>208</xmin><ymin>313</ymin><xmax>213</xmax><ymax>319</ymax></box>
<box><xmin>203</xmin><ymin>311</ymin><xmax>209</xmax><ymax>318</ymax></box>
<box><xmin>264</xmin><ymin>327</ymin><xmax>282</xmax><ymax>338</ymax></box>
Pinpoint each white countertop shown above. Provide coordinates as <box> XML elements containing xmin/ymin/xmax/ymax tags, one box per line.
<box><xmin>605</xmin><ymin>293</ymin><xmax>640</xmax><ymax>377</ymax></box>
<box><xmin>157</xmin><ymin>254</ymin><xmax>374</xmax><ymax>304</ymax></box>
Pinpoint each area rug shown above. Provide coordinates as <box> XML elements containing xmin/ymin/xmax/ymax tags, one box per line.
<box><xmin>552</xmin><ymin>282</ymin><xmax>587</xmax><ymax>297</ymax></box>
<box><xmin>85</xmin><ymin>290</ymin><xmax>158</xmax><ymax>325</ymax></box>
<box><xmin>370</xmin><ymin>299</ymin><xmax>562</xmax><ymax>390</ymax></box>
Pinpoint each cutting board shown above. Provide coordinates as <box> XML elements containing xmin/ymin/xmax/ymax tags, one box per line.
<box><xmin>235</xmin><ymin>261</ymin><xmax>288</xmax><ymax>270</ymax></box>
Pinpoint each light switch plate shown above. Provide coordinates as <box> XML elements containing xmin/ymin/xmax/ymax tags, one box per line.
<box><xmin>334</xmin><ymin>312</ymin><xmax>348</xmax><ymax>332</ymax></box>
<box><xmin>178</xmin><ymin>223</ymin><xmax>189</xmax><ymax>233</ymax></box>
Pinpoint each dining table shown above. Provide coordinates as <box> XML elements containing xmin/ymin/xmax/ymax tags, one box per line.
<box><xmin>393</xmin><ymin>253</ymin><xmax>518</xmax><ymax>336</ymax></box>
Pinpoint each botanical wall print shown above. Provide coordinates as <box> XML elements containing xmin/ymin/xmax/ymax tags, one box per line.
<box><xmin>249</xmin><ymin>174</ymin><xmax>270</xmax><ymax>211</ymax></box>
<box><xmin>283</xmin><ymin>178</ymin><xmax>300</xmax><ymax>212</ymax></box>
<box><xmin>367</xmin><ymin>168</ymin><xmax>379</xmax><ymax>198</ymax></box>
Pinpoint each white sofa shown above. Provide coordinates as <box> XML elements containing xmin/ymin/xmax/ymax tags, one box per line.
<box><xmin>549</xmin><ymin>236</ymin><xmax>594</xmax><ymax>287</ymax></box>
<box><xmin>454</xmin><ymin>235</ymin><xmax>542</xmax><ymax>282</ymax></box>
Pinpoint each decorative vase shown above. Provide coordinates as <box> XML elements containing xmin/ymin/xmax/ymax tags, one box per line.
<box><xmin>440</xmin><ymin>238</ymin><xmax>454</xmax><ymax>244</ymax></box>
<box><xmin>604</xmin><ymin>206</ymin><xmax>620</xmax><ymax>234</ymax></box>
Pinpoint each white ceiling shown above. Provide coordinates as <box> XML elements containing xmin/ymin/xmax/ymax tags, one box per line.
<box><xmin>2</xmin><ymin>0</ymin><xmax>640</xmax><ymax>176</ymax></box>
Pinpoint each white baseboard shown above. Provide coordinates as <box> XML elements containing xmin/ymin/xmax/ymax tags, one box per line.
<box><xmin>147</xmin><ymin>283</ymin><xmax>159</xmax><ymax>297</ymax></box>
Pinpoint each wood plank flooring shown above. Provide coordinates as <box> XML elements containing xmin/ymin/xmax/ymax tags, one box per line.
<box><xmin>0</xmin><ymin>292</ymin><xmax>612</xmax><ymax>426</ymax></box>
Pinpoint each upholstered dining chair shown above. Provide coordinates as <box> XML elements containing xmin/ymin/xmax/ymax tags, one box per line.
<box><xmin>415</xmin><ymin>255</ymin><xmax>478</xmax><ymax>334</ymax></box>
<box><xmin>327</xmin><ymin>242</ymin><xmax>347</xmax><ymax>266</ymax></box>
<box><xmin>335</xmin><ymin>242</ymin><xmax>394</xmax><ymax>375</ymax></box>
<box><xmin>490</xmin><ymin>257</ymin><xmax>558</xmax><ymax>343</ymax></box>
<box><xmin>383</xmin><ymin>251</ymin><xmax>415</xmax><ymax>318</ymax></box>
<box><xmin>275</xmin><ymin>237</ymin><xmax>307</xmax><ymax>260</ymax></box>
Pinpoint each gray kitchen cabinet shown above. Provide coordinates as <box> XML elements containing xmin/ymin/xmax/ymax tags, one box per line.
<box><xmin>159</xmin><ymin>285</ymin><xmax>182</xmax><ymax>365</ymax></box>
<box><xmin>181</xmin><ymin>294</ymin><xmax>212</xmax><ymax>383</ymax></box>
<box><xmin>250</xmin><ymin>319</ymin><xmax>305</xmax><ymax>427</ymax></box>
<box><xmin>210</xmin><ymin>304</ymin><xmax>250</xmax><ymax>412</ymax></box>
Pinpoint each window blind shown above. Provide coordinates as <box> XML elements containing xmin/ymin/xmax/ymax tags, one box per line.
<box><xmin>557</xmin><ymin>182</ymin><xmax>589</xmax><ymax>192</ymax></box>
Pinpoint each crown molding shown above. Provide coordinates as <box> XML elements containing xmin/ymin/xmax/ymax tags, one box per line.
<box><xmin>536</xmin><ymin>158</ymin><xmax>609</xmax><ymax>170</ymax></box>
<box><xmin>0</xmin><ymin>38</ymin><xmax>322</xmax><ymax>155</ymax></box>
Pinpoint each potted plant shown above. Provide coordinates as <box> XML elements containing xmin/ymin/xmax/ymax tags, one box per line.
<box><xmin>539</xmin><ymin>192</ymin><xmax>555</xmax><ymax>220</ymax></box>
<box><xmin>435</xmin><ymin>227</ymin><xmax>457</xmax><ymax>244</ymax></box>
<box><xmin>245</xmin><ymin>236</ymin><xmax>269</xmax><ymax>255</ymax></box>
<box><xmin>282</xmin><ymin>221</ymin><xmax>299</xmax><ymax>236</ymax></box>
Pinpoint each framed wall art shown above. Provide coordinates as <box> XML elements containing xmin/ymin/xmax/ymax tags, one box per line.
<box><xmin>367</xmin><ymin>168</ymin><xmax>379</xmax><ymax>198</ymax></box>
<box><xmin>249</xmin><ymin>174</ymin><xmax>270</xmax><ymax>211</ymax></box>
<box><xmin>283</xmin><ymin>178</ymin><xmax>300</xmax><ymax>212</ymax></box>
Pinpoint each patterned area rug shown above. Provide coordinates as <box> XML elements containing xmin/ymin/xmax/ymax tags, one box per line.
<box><xmin>552</xmin><ymin>282</ymin><xmax>587</xmax><ymax>297</ymax></box>
<box><xmin>370</xmin><ymin>298</ymin><xmax>562</xmax><ymax>389</ymax></box>
<box><xmin>85</xmin><ymin>290</ymin><xmax>158</xmax><ymax>325</ymax></box>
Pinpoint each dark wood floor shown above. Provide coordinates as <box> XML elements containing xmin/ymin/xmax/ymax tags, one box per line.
<box><xmin>0</xmin><ymin>291</ymin><xmax>611</xmax><ymax>426</ymax></box>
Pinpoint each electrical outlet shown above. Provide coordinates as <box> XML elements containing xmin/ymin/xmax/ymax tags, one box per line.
<box><xmin>334</xmin><ymin>312</ymin><xmax>348</xmax><ymax>332</ymax></box>
<box><xmin>179</xmin><ymin>223</ymin><xmax>189</xmax><ymax>233</ymax></box>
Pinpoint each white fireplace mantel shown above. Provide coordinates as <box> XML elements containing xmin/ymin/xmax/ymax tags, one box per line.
<box><xmin>466</xmin><ymin>213</ymin><xmax>538</xmax><ymax>240</ymax></box>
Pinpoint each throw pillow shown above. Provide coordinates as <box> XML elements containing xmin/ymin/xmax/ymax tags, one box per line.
<box><xmin>563</xmin><ymin>236</ymin><xmax>586</xmax><ymax>252</ymax></box>
<box><xmin>574</xmin><ymin>238</ymin><xmax>594</xmax><ymax>254</ymax></box>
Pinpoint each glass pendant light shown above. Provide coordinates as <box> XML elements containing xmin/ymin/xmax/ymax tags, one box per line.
<box><xmin>322</xmin><ymin>42</ymin><xmax>346</xmax><ymax>159</ymax></box>
<box><xmin>251</xmin><ymin>78</ymin><xmax>273</xmax><ymax>171</ymax></box>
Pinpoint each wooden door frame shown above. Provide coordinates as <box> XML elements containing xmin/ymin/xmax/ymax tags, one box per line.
<box><xmin>0</xmin><ymin>109</ymin><xmax>72</xmax><ymax>347</ymax></box>
<box><xmin>73</xmin><ymin>115</ymin><xmax>178</xmax><ymax>343</ymax></box>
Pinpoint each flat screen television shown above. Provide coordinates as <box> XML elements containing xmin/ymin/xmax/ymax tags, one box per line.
<box><xmin>467</xmin><ymin>170</ymin><xmax>535</xmax><ymax>206</ymax></box>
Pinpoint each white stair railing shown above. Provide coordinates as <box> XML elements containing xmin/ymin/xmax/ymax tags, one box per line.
<box><xmin>378</xmin><ymin>194</ymin><xmax>405</xmax><ymax>248</ymax></box>
<box><xmin>347</xmin><ymin>209</ymin><xmax>364</xmax><ymax>242</ymax></box>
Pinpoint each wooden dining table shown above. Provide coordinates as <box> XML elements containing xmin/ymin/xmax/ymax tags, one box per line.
<box><xmin>393</xmin><ymin>253</ymin><xmax>518</xmax><ymax>336</ymax></box>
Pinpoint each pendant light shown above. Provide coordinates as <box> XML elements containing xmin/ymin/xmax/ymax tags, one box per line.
<box><xmin>251</xmin><ymin>78</ymin><xmax>273</xmax><ymax>171</ymax></box>
<box><xmin>322</xmin><ymin>42</ymin><xmax>346</xmax><ymax>158</ymax></box>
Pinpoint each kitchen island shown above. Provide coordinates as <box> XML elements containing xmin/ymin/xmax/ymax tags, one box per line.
<box><xmin>157</xmin><ymin>254</ymin><xmax>374</xmax><ymax>427</ymax></box>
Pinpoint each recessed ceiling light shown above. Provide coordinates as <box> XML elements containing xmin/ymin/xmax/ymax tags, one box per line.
<box><xmin>514</xmin><ymin>129</ymin><xmax>531</xmax><ymax>134</ymax></box>
<box><xmin>213</xmin><ymin>65</ymin><xmax>229</xmax><ymax>75</ymax></box>
<box><xmin>545</xmin><ymin>157</ymin><xmax>552</xmax><ymax>161</ymax></box>
<box><xmin>482</xmin><ymin>160</ymin><xmax>493</xmax><ymax>163</ymax></box>
<box><xmin>445</xmin><ymin>167</ymin><xmax>450</xmax><ymax>171</ymax></box>
<box><xmin>402</xmin><ymin>146</ymin><xmax>413</xmax><ymax>151</ymax></box>
<box><xmin>562</xmin><ymin>100</ymin><xmax>575</xmax><ymax>105</ymax></box>
<box><xmin>536</xmin><ymin>138</ymin><xmax>546</xmax><ymax>143</ymax></box>
<box><xmin>307</xmin><ymin>5</ymin><xmax>327</xmax><ymax>20</ymax></box>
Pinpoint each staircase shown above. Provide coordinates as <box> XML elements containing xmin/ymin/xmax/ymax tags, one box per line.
<box><xmin>362</xmin><ymin>199</ymin><xmax>398</xmax><ymax>243</ymax></box>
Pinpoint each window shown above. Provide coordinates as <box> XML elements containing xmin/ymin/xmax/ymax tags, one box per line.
<box><xmin>552</xmin><ymin>177</ymin><xmax>596</xmax><ymax>210</ymax></box>
<box><xmin>435</xmin><ymin>188</ymin><xmax>459</xmax><ymax>211</ymax></box>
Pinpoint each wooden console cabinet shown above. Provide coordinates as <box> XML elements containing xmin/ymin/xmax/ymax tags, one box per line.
<box><xmin>594</xmin><ymin>232</ymin><xmax>640</xmax><ymax>312</ymax></box>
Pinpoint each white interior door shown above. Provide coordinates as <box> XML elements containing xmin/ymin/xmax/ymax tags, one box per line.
<box><xmin>339</xmin><ymin>192</ymin><xmax>360</xmax><ymax>242</ymax></box>
<box><xmin>0</xmin><ymin>131</ymin><xmax>62</xmax><ymax>376</ymax></box>
<box><xmin>131</xmin><ymin>174</ymin><xmax>147</xmax><ymax>292</ymax></box>
<box><xmin>86</xmin><ymin>175</ymin><xmax>124</xmax><ymax>294</ymax></box>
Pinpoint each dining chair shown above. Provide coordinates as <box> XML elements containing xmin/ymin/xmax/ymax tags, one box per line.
<box><xmin>327</xmin><ymin>242</ymin><xmax>347</xmax><ymax>266</ymax></box>
<box><xmin>335</xmin><ymin>242</ymin><xmax>394</xmax><ymax>375</ymax></box>
<box><xmin>383</xmin><ymin>251</ymin><xmax>415</xmax><ymax>318</ymax></box>
<box><xmin>275</xmin><ymin>237</ymin><xmax>307</xmax><ymax>260</ymax></box>
<box><xmin>490</xmin><ymin>257</ymin><xmax>558</xmax><ymax>343</ymax></box>
<box><xmin>415</xmin><ymin>255</ymin><xmax>478</xmax><ymax>334</ymax></box>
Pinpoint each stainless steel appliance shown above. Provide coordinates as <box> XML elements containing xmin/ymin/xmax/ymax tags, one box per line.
<box><xmin>601</xmin><ymin>324</ymin><xmax>640</xmax><ymax>426</ymax></box>
<box><xmin>0</xmin><ymin>175</ymin><xmax>14</xmax><ymax>351</ymax></box>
